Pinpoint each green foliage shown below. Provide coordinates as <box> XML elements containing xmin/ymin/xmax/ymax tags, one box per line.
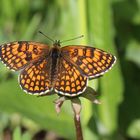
<box><xmin>13</xmin><ymin>126</ymin><xmax>32</xmax><ymax>140</ymax></box>
<box><xmin>0</xmin><ymin>0</ymin><xmax>140</xmax><ymax>140</ymax></box>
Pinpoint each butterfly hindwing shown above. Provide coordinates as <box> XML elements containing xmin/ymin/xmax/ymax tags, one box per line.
<box><xmin>54</xmin><ymin>57</ymin><xmax>87</xmax><ymax>96</ymax></box>
<box><xmin>19</xmin><ymin>58</ymin><xmax>52</xmax><ymax>95</ymax></box>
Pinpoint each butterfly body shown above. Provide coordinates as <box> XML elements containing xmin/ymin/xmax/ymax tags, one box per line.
<box><xmin>0</xmin><ymin>40</ymin><xmax>116</xmax><ymax>97</ymax></box>
<box><xmin>49</xmin><ymin>41</ymin><xmax>61</xmax><ymax>86</ymax></box>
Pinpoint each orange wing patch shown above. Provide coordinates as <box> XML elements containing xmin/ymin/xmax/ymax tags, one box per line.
<box><xmin>0</xmin><ymin>41</ymin><xmax>49</xmax><ymax>71</ymax></box>
<box><xmin>19</xmin><ymin>58</ymin><xmax>52</xmax><ymax>95</ymax></box>
<box><xmin>62</xmin><ymin>46</ymin><xmax>116</xmax><ymax>78</ymax></box>
<box><xmin>54</xmin><ymin>58</ymin><xmax>87</xmax><ymax>96</ymax></box>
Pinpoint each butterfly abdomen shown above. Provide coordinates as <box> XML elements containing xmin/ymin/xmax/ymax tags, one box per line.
<box><xmin>50</xmin><ymin>47</ymin><xmax>61</xmax><ymax>85</ymax></box>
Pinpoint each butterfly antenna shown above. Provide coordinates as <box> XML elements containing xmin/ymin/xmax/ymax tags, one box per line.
<box><xmin>38</xmin><ymin>31</ymin><xmax>54</xmax><ymax>42</ymax></box>
<box><xmin>60</xmin><ymin>35</ymin><xmax>84</xmax><ymax>43</ymax></box>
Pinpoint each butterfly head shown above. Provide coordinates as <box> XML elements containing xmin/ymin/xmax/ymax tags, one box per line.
<box><xmin>53</xmin><ymin>40</ymin><xmax>61</xmax><ymax>47</ymax></box>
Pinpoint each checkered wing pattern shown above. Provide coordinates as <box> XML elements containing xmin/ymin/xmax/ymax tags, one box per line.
<box><xmin>54</xmin><ymin>57</ymin><xmax>87</xmax><ymax>96</ymax></box>
<box><xmin>0</xmin><ymin>41</ymin><xmax>49</xmax><ymax>71</ymax></box>
<box><xmin>62</xmin><ymin>45</ymin><xmax>116</xmax><ymax>78</ymax></box>
<box><xmin>19</xmin><ymin>58</ymin><xmax>52</xmax><ymax>95</ymax></box>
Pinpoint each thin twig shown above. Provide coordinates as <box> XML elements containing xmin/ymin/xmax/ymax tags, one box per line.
<box><xmin>74</xmin><ymin>115</ymin><xmax>83</xmax><ymax>140</ymax></box>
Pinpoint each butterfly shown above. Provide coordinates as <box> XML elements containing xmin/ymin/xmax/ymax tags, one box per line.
<box><xmin>0</xmin><ymin>38</ymin><xmax>116</xmax><ymax>97</ymax></box>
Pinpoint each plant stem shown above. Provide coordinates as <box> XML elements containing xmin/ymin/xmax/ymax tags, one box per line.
<box><xmin>74</xmin><ymin>115</ymin><xmax>83</xmax><ymax>140</ymax></box>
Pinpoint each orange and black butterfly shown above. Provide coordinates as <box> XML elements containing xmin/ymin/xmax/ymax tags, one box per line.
<box><xmin>0</xmin><ymin>36</ymin><xmax>116</xmax><ymax>97</ymax></box>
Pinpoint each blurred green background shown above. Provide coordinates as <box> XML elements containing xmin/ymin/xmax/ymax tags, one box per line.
<box><xmin>0</xmin><ymin>0</ymin><xmax>140</xmax><ymax>140</ymax></box>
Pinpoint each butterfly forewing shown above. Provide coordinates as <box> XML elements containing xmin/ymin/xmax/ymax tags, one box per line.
<box><xmin>19</xmin><ymin>58</ymin><xmax>52</xmax><ymax>95</ymax></box>
<box><xmin>61</xmin><ymin>45</ymin><xmax>116</xmax><ymax>78</ymax></box>
<box><xmin>54</xmin><ymin>57</ymin><xmax>87</xmax><ymax>96</ymax></box>
<box><xmin>0</xmin><ymin>41</ymin><xmax>49</xmax><ymax>71</ymax></box>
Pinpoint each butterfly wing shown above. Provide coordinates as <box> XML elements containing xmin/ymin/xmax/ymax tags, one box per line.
<box><xmin>61</xmin><ymin>45</ymin><xmax>116</xmax><ymax>78</ymax></box>
<box><xmin>19</xmin><ymin>58</ymin><xmax>52</xmax><ymax>95</ymax></box>
<box><xmin>54</xmin><ymin>57</ymin><xmax>87</xmax><ymax>97</ymax></box>
<box><xmin>0</xmin><ymin>41</ymin><xmax>49</xmax><ymax>71</ymax></box>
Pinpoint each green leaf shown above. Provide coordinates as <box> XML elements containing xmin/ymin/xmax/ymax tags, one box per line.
<box><xmin>21</xmin><ymin>14</ymin><xmax>42</xmax><ymax>40</ymax></box>
<box><xmin>0</xmin><ymin>79</ymin><xmax>75</xmax><ymax>139</ymax></box>
<box><xmin>88</xmin><ymin>0</ymin><xmax>124</xmax><ymax>135</ymax></box>
<box><xmin>13</xmin><ymin>126</ymin><xmax>21</xmax><ymax>140</ymax></box>
<box><xmin>125</xmin><ymin>40</ymin><xmax>140</xmax><ymax>67</ymax></box>
<box><xmin>76</xmin><ymin>0</ymin><xmax>96</xmax><ymax>139</ymax></box>
<box><xmin>127</xmin><ymin>119</ymin><xmax>140</xmax><ymax>139</ymax></box>
<box><xmin>113</xmin><ymin>0</ymin><xmax>140</xmax><ymax>24</ymax></box>
<box><xmin>21</xmin><ymin>132</ymin><xmax>32</xmax><ymax>140</ymax></box>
